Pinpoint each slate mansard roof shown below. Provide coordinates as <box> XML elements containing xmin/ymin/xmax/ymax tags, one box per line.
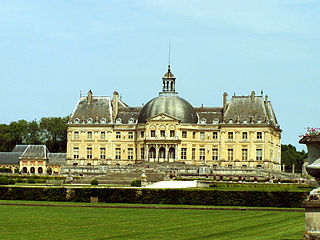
<box><xmin>69</xmin><ymin>95</ymin><xmax>113</xmax><ymax>124</ymax></box>
<box><xmin>69</xmin><ymin>91</ymin><xmax>279</xmax><ymax>128</ymax></box>
<box><xmin>0</xmin><ymin>145</ymin><xmax>66</xmax><ymax>166</ymax></box>
<box><xmin>224</xmin><ymin>94</ymin><xmax>279</xmax><ymax>126</ymax></box>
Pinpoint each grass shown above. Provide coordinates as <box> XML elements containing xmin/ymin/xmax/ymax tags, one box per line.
<box><xmin>0</xmin><ymin>202</ymin><xmax>304</xmax><ymax>240</ymax></box>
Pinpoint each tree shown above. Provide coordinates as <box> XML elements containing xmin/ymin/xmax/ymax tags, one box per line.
<box><xmin>281</xmin><ymin>144</ymin><xmax>307</xmax><ymax>172</ymax></box>
<box><xmin>40</xmin><ymin>116</ymin><xmax>68</xmax><ymax>152</ymax></box>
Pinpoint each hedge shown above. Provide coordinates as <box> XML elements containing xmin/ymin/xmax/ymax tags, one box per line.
<box><xmin>0</xmin><ymin>187</ymin><xmax>309</xmax><ymax>208</ymax></box>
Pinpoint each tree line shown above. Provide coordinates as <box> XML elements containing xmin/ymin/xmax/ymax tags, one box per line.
<box><xmin>0</xmin><ymin>117</ymin><xmax>68</xmax><ymax>153</ymax></box>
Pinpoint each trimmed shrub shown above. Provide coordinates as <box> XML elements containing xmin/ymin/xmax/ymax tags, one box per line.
<box><xmin>91</xmin><ymin>179</ymin><xmax>99</xmax><ymax>185</ymax></box>
<box><xmin>27</xmin><ymin>178</ymin><xmax>36</xmax><ymax>184</ymax></box>
<box><xmin>0</xmin><ymin>187</ymin><xmax>310</xmax><ymax>208</ymax></box>
<box><xmin>17</xmin><ymin>178</ymin><xmax>23</xmax><ymax>183</ymax></box>
<box><xmin>131</xmin><ymin>179</ymin><xmax>141</xmax><ymax>187</ymax></box>
<box><xmin>8</xmin><ymin>179</ymin><xmax>15</xmax><ymax>185</ymax></box>
<box><xmin>0</xmin><ymin>177</ymin><xmax>9</xmax><ymax>185</ymax></box>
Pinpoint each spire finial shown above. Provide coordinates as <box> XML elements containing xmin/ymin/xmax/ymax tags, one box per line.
<box><xmin>168</xmin><ymin>40</ymin><xmax>171</xmax><ymax>69</ymax></box>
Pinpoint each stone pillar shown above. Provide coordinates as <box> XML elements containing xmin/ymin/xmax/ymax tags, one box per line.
<box><xmin>292</xmin><ymin>164</ymin><xmax>295</xmax><ymax>174</ymax></box>
<box><xmin>282</xmin><ymin>164</ymin><xmax>285</xmax><ymax>172</ymax></box>
<box><xmin>156</xmin><ymin>145</ymin><xmax>159</xmax><ymax>162</ymax></box>
<box><xmin>146</xmin><ymin>145</ymin><xmax>149</xmax><ymax>162</ymax></box>
<box><xmin>304</xmin><ymin>199</ymin><xmax>320</xmax><ymax>239</ymax></box>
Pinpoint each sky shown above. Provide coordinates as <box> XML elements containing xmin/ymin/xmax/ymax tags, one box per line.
<box><xmin>1</xmin><ymin>0</ymin><xmax>320</xmax><ymax>150</ymax></box>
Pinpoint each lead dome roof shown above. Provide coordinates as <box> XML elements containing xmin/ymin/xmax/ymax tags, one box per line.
<box><xmin>138</xmin><ymin>66</ymin><xmax>198</xmax><ymax>124</ymax></box>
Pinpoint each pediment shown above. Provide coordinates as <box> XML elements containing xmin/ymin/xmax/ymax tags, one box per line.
<box><xmin>146</xmin><ymin>113</ymin><xmax>180</xmax><ymax>122</ymax></box>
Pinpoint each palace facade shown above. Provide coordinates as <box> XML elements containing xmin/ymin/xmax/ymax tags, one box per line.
<box><xmin>66</xmin><ymin>65</ymin><xmax>282</xmax><ymax>171</ymax></box>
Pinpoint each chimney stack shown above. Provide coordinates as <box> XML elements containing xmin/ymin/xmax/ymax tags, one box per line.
<box><xmin>250</xmin><ymin>91</ymin><xmax>255</xmax><ymax>100</ymax></box>
<box><xmin>112</xmin><ymin>91</ymin><xmax>119</xmax><ymax>122</ymax></box>
<box><xmin>223</xmin><ymin>92</ymin><xmax>228</xmax><ymax>113</ymax></box>
<box><xmin>87</xmin><ymin>90</ymin><xmax>93</xmax><ymax>104</ymax></box>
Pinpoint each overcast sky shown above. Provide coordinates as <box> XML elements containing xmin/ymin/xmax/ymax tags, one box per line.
<box><xmin>1</xmin><ymin>0</ymin><xmax>319</xmax><ymax>150</ymax></box>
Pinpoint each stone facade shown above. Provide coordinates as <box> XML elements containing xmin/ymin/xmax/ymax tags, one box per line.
<box><xmin>66</xmin><ymin>65</ymin><xmax>282</xmax><ymax>172</ymax></box>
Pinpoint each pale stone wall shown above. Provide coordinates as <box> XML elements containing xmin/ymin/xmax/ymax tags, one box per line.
<box><xmin>66</xmin><ymin>114</ymin><xmax>281</xmax><ymax>171</ymax></box>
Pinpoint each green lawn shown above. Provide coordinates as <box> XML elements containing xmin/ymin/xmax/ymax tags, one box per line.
<box><xmin>0</xmin><ymin>203</ymin><xmax>304</xmax><ymax>240</ymax></box>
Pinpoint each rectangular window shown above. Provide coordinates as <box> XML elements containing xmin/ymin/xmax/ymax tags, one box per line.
<box><xmin>128</xmin><ymin>148</ymin><xmax>133</xmax><ymax>160</ymax></box>
<box><xmin>228</xmin><ymin>132</ymin><xmax>233</xmax><ymax>140</ymax></box>
<box><xmin>151</xmin><ymin>130</ymin><xmax>155</xmax><ymax>137</ymax></box>
<box><xmin>87</xmin><ymin>147</ymin><xmax>92</xmax><ymax>159</ymax></box>
<box><xmin>193</xmin><ymin>132</ymin><xmax>196</xmax><ymax>139</ymax></box>
<box><xmin>160</xmin><ymin>130</ymin><xmax>165</xmax><ymax>137</ymax></box>
<box><xmin>101</xmin><ymin>131</ymin><xmax>106</xmax><ymax>139</ymax></box>
<box><xmin>182</xmin><ymin>131</ymin><xmax>187</xmax><ymax>138</ymax></box>
<box><xmin>213</xmin><ymin>132</ymin><xmax>218</xmax><ymax>140</ymax></box>
<box><xmin>257</xmin><ymin>132</ymin><xmax>263</xmax><ymax>140</ymax></box>
<box><xmin>256</xmin><ymin>149</ymin><xmax>263</xmax><ymax>161</ymax></box>
<box><xmin>115</xmin><ymin>148</ymin><xmax>121</xmax><ymax>160</ymax></box>
<box><xmin>200</xmin><ymin>132</ymin><xmax>205</xmax><ymax>140</ymax></box>
<box><xmin>170</xmin><ymin>130</ymin><xmax>175</xmax><ymax>137</ymax></box>
<box><xmin>192</xmin><ymin>148</ymin><xmax>196</xmax><ymax>160</ymax></box>
<box><xmin>228</xmin><ymin>149</ymin><xmax>234</xmax><ymax>161</ymax></box>
<box><xmin>74</xmin><ymin>131</ymin><xmax>79</xmax><ymax>139</ymax></box>
<box><xmin>116</xmin><ymin>132</ymin><xmax>121</xmax><ymax>139</ymax></box>
<box><xmin>242</xmin><ymin>132</ymin><xmax>247</xmax><ymax>140</ymax></box>
<box><xmin>212</xmin><ymin>148</ymin><xmax>218</xmax><ymax>160</ymax></box>
<box><xmin>141</xmin><ymin>131</ymin><xmax>145</xmax><ymax>138</ymax></box>
<box><xmin>181</xmin><ymin>148</ymin><xmax>187</xmax><ymax>160</ymax></box>
<box><xmin>88</xmin><ymin>131</ymin><xmax>92</xmax><ymax>139</ymax></box>
<box><xmin>141</xmin><ymin>148</ymin><xmax>145</xmax><ymax>160</ymax></box>
<box><xmin>200</xmin><ymin>148</ymin><xmax>205</xmax><ymax>160</ymax></box>
<box><xmin>128</xmin><ymin>132</ymin><xmax>133</xmax><ymax>139</ymax></box>
<box><xmin>73</xmin><ymin>147</ymin><xmax>79</xmax><ymax>159</ymax></box>
<box><xmin>100</xmin><ymin>148</ymin><xmax>106</xmax><ymax>159</ymax></box>
<box><xmin>242</xmin><ymin>149</ymin><xmax>248</xmax><ymax>161</ymax></box>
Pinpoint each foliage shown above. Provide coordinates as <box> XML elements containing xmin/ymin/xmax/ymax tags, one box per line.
<box><xmin>0</xmin><ymin>116</ymin><xmax>68</xmax><ymax>152</ymax></box>
<box><xmin>0</xmin><ymin>167</ymin><xmax>12</xmax><ymax>173</ymax></box>
<box><xmin>131</xmin><ymin>179</ymin><xmax>141</xmax><ymax>187</ymax></box>
<box><xmin>8</xmin><ymin>179</ymin><xmax>15</xmax><ymax>185</ymax></box>
<box><xmin>27</xmin><ymin>178</ymin><xmax>36</xmax><ymax>184</ymax></box>
<box><xmin>281</xmin><ymin>144</ymin><xmax>307</xmax><ymax>172</ymax></box>
<box><xmin>0</xmin><ymin>177</ymin><xmax>9</xmax><ymax>185</ymax></box>
<box><xmin>0</xmin><ymin>186</ymin><xmax>310</xmax><ymax>208</ymax></box>
<box><xmin>90</xmin><ymin>179</ymin><xmax>99</xmax><ymax>185</ymax></box>
<box><xmin>300</xmin><ymin>127</ymin><xmax>320</xmax><ymax>137</ymax></box>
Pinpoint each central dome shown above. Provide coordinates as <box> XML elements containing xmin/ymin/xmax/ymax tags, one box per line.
<box><xmin>138</xmin><ymin>94</ymin><xmax>198</xmax><ymax>124</ymax></box>
<box><xmin>138</xmin><ymin>65</ymin><xmax>198</xmax><ymax>124</ymax></box>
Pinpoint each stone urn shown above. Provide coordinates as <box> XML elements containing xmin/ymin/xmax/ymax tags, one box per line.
<box><xmin>299</xmin><ymin>135</ymin><xmax>320</xmax><ymax>186</ymax></box>
<box><xmin>299</xmin><ymin>135</ymin><xmax>320</xmax><ymax>239</ymax></box>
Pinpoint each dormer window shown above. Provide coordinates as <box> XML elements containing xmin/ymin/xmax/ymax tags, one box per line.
<box><xmin>200</xmin><ymin>118</ymin><xmax>206</xmax><ymax>124</ymax></box>
<box><xmin>100</xmin><ymin>118</ymin><xmax>107</xmax><ymax>124</ymax></box>
<box><xmin>212</xmin><ymin>118</ymin><xmax>219</xmax><ymax>124</ymax></box>
<box><xmin>242</xmin><ymin>119</ymin><xmax>248</xmax><ymax>124</ymax></box>
<box><xmin>74</xmin><ymin>118</ymin><xmax>80</xmax><ymax>124</ymax></box>
<box><xmin>128</xmin><ymin>118</ymin><xmax>135</xmax><ymax>124</ymax></box>
<box><xmin>87</xmin><ymin>118</ymin><xmax>93</xmax><ymax>124</ymax></box>
<box><xmin>116</xmin><ymin>118</ymin><xmax>122</xmax><ymax>124</ymax></box>
<box><xmin>228</xmin><ymin>119</ymin><xmax>233</xmax><ymax>124</ymax></box>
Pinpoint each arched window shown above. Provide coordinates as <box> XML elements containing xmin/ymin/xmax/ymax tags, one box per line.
<box><xmin>87</xmin><ymin>118</ymin><xmax>93</xmax><ymax>124</ymax></box>
<box><xmin>38</xmin><ymin>167</ymin><xmax>43</xmax><ymax>174</ymax></box>
<box><xmin>159</xmin><ymin>147</ymin><xmax>166</xmax><ymax>159</ymax></box>
<box><xmin>149</xmin><ymin>147</ymin><xmax>156</xmax><ymax>159</ymax></box>
<box><xmin>100</xmin><ymin>118</ymin><xmax>107</xmax><ymax>124</ymax></box>
<box><xmin>30</xmin><ymin>167</ymin><xmax>35</xmax><ymax>174</ymax></box>
<box><xmin>74</xmin><ymin>118</ymin><xmax>80</xmax><ymax>124</ymax></box>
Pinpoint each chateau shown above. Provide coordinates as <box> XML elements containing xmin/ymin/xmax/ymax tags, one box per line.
<box><xmin>65</xmin><ymin>65</ymin><xmax>282</xmax><ymax>172</ymax></box>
